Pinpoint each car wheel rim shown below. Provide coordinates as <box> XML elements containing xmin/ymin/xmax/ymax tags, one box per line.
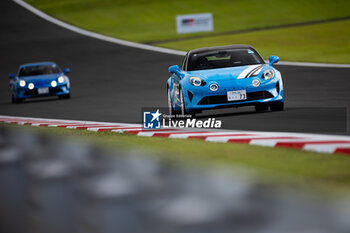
<box><xmin>167</xmin><ymin>89</ymin><xmax>173</xmax><ymax>115</ymax></box>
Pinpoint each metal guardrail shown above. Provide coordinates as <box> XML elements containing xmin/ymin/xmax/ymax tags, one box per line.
<box><xmin>0</xmin><ymin>126</ymin><xmax>350</xmax><ymax>233</ymax></box>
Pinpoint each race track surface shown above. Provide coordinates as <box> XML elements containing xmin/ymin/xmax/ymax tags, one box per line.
<box><xmin>1</xmin><ymin>0</ymin><xmax>349</xmax><ymax>135</ymax></box>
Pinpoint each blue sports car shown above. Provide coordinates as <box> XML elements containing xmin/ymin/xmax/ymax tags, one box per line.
<box><xmin>9</xmin><ymin>61</ymin><xmax>71</xmax><ymax>103</ymax></box>
<box><xmin>167</xmin><ymin>45</ymin><xmax>284</xmax><ymax>116</ymax></box>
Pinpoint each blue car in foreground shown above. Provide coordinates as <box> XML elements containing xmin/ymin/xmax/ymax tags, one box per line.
<box><xmin>9</xmin><ymin>62</ymin><xmax>71</xmax><ymax>103</ymax></box>
<box><xmin>167</xmin><ymin>45</ymin><xmax>284</xmax><ymax>116</ymax></box>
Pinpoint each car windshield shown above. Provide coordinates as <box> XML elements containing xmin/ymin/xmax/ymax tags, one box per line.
<box><xmin>187</xmin><ymin>49</ymin><xmax>264</xmax><ymax>71</ymax></box>
<box><xmin>19</xmin><ymin>64</ymin><xmax>60</xmax><ymax>77</ymax></box>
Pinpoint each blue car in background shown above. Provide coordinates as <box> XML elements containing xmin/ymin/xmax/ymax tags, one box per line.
<box><xmin>9</xmin><ymin>61</ymin><xmax>71</xmax><ymax>103</ymax></box>
<box><xmin>167</xmin><ymin>45</ymin><xmax>284</xmax><ymax>116</ymax></box>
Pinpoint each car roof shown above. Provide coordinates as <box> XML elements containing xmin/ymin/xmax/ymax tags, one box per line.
<box><xmin>20</xmin><ymin>61</ymin><xmax>57</xmax><ymax>68</ymax></box>
<box><xmin>188</xmin><ymin>44</ymin><xmax>254</xmax><ymax>55</ymax></box>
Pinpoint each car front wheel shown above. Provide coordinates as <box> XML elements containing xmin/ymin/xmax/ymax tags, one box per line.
<box><xmin>167</xmin><ymin>88</ymin><xmax>178</xmax><ymax>116</ymax></box>
<box><xmin>11</xmin><ymin>94</ymin><xmax>23</xmax><ymax>103</ymax></box>
<box><xmin>179</xmin><ymin>88</ymin><xmax>195</xmax><ymax>117</ymax></box>
<box><xmin>270</xmin><ymin>101</ymin><xmax>284</xmax><ymax>111</ymax></box>
<box><xmin>255</xmin><ymin>103</ymin><xmax>269</xmax><ymax>112</ymax></box>
<box><xmin>59</xmin><ymin>94</ymin><xmax>70</xmax><ymax>99</ymax></box>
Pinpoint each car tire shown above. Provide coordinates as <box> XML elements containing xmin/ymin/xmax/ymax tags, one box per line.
<box><xmin>167</xmin><ymin>88</ymin><xmax>178</xmax><ymax>116</ymax></box>
<box><xmin>255</xmin><ymin>103</ymin><xmax>269</xmax><ymax>112</ymax></box>
<box><xmin>11</xmin><ymin>94</ymin><xmax>23</xmax><ymax>104</ymax></box>
<box><xmin>179</xmin><ymin>88</ymin><xmax>196</xmax><ymax>118</ymax></box>
<box><xmin>59</xmin><ymin>94</ymin><xmax>70</xmax><ymax>99</ymax></box>
<box><xmin>270</xmin><ymin>101</ymin><xmax>284</xmax><ymax>111</ymax></box>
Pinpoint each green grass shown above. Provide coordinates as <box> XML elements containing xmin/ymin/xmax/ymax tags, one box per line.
<box><xmin>7</xmin><ymin>124</ymin><xmax>350</xmax><ymax>194</ymax></box>
<box><xmin>159</xmin><ymin>20</ymin><xmax>350</xmax><ymax>64</ymax></box>
<box><xmin>26</xmin><ymin>0</ymin><xmax>350</xmax><ymax>63</ymax></box>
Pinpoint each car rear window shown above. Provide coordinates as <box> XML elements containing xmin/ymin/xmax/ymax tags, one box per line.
<box><xmin>187</xmin><ymin>49</ymin><xmax>264</xmax><ymax>71</ymax></box>
<box><xmin>19</xmin><ymin>65</ymin><xmax>60</xmax><ymax>77</ymax></box>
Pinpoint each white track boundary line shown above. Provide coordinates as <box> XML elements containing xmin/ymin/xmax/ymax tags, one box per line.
<box><xmin>13</xmin><ymin>0</ymin><xmax>350</xmax><ymax>68</ymax></box>
<box><xmin>12</xmin><ymin>0</ymin><xmax>185</xmax><ymax>56</ymax></box>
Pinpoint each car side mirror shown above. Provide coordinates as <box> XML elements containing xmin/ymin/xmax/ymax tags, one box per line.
<box><xmin>63</xmin><ymin>68</ymin><xmax>70</xmax><ymax>74</ymax></box>
<box><xmin>9</xmin><ymin>73</ymin><xmax>15</xmax><ymax>79</ymax></box>
<box><xmin>269</xmin><ymin>56</ymin><xmax>279</xmax><ymax>66</ymax></box>
<box><xmin>169</xmin><ymin>65</ymin><xmax>180</xmax><ymax>73</ymax></box>
<box><xmin>168</xmin><ymin>65</ymin><xmax>184</xmax><ymax>78</ymax></box>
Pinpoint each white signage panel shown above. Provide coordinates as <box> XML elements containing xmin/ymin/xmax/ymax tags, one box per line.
<box><xmin>176</xmin><ymin>13</ymin><xmax>213</xmax><ymax>34</ymax></box>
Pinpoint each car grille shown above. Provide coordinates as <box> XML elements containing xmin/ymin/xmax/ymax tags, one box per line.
<box><xmin>23</xmin><ymin>90</ymin><xmax>37</xmax><ymax>95</ymax></box>
<box><xmin>198</xmin><ymin>91</ymin><xmax>274</xmax><ymax>105</ymax></box>
<box><xmin>23</xmin><ymin>87</ymin><xmax>63</xmax><ymax>96</ymax></box>
<box><xmin>49</xmin><ymin>87</ymin><xmax>62</xmax><ymax>93</ymax></box>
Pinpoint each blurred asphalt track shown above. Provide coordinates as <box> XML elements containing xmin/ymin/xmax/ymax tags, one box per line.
<box><xmin>0</xmin><ymin>0</ymin><xmax>349</xmax><ymax>135</ymax></box>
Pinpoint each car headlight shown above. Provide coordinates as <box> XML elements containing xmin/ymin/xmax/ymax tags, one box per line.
<box><xmin>190</xmin><ymin>77</ymin><xmax>206</xmax><ymax>86</ymax></box>
<box><xmin>262</xmin><ymin>69</ymin><xmax>275</xmax><ymax>80</ymax></box>
<box><xmin>51</xmin><ymin>80</ymin><xmax>57</xmax><ymax>87</ymax></box>
<box><xmin>19</xmin><ymin>80</ymin><xmax>26</xmax><ymax>87</ymax></box>
<box><xmin>58</xmin><ymin>76</ymin><xmax>65</xmax><ymax>83</ymax></box>
<box><xmin>28</xmin><ymin>83</ymin><xmax>34</xmax><ymax>90</ymax></box>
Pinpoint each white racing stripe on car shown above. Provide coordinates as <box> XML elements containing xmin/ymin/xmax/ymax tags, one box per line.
<box><xmin>237</xmin><ymin>65</ymin><xmax>261</xmax><ymax>79</ymax></box>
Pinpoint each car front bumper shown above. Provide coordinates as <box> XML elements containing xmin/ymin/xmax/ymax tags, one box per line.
<box><xmin>182</xmin><ymin>77</ymin><xmax>284</xmax><ymax>112</ymax></box>
<box><xmin>16</xmin><ymin>84</ymin><xmax>70</xmax><ymax>98</ymax></box>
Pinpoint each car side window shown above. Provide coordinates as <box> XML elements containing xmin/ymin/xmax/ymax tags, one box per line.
<box><xmin>181</xmin><ymin>53</ymin><xmax>189</xmax><ymax>71</ymax></box>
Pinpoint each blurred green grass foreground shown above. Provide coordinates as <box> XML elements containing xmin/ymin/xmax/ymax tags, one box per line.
<box><xmin>7</xmin><ymin>123</ymin><xmax>350</xmax><ymax>194</ymax></box>
<box><xmin>26</xmin><ymin>0</ymin><xmax>350</xmax><ymax>64</ymax></box>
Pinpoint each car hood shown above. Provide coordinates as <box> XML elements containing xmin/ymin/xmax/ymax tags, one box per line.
<box><xmin>187</xmin><ymin>64</ymin><xmax>265</xmax><ymax>81</ymax></box>
<box><xmin>20</xmin><ymin>74</ymin><xmax>60</xmax><ymax>84</ymax></box>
